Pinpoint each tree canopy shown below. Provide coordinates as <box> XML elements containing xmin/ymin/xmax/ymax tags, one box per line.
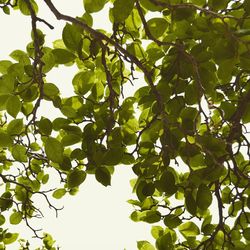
<box><xmin>0</xmin><ymin>0</ymin><xmax>250</xmax><ymax>249</ymax></box>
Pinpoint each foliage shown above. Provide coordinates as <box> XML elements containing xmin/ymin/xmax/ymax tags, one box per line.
<box><xmin>0</xmin><ymin>0</ymin><xmax>250</xmax><ymax>249</ymax></box>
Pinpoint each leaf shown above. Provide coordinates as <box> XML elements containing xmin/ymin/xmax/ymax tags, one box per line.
<box><xmin>72</xmin><ymin>71</ymin><xmax>96</xmax><ymax>95</ymax></box>
<box><xmin>12</xmin><ymin>144</ymin><xmax>28</xmax><ymax>162</ymax></box>
<box><xmin>9</xmin><ymin>212</ymin><xmax>22</xmax><ymax>225</ymax></box>
<box><xmin>185</xmin><ymin>192</ymin><xmax>197</xmax><ymax>215</ymax></box>
<box><xmin>83</xmin><ymin>0</ymin><xmax>106</xmax><ymax>13</ymax></box>
<box><xmin>41</xmin><ymin>51</ymin><xmax>55</xmax><ymax>73</ymax></box>
<box><xmin>18</xmin><ymin>0</ymin><xmax>38</xmax><ymax>15</ymax></box>
<box><xmin>164</xmin><ymin>214</ymin><xmax>182</xmax><ymax>229</ymax></box>
<box><xmin>155</xmin><ymin>170</ymin><xmax>177</xmax><ymax>196</ymax></box>
<box><xmin>43</xmin><ymin>83</ymin><xmax>60</xmax><ymax>97</ymax></box>
<box><xmin>61</xmin><ymin>134</ymin><xmax>81</xmax><ymax>146</ymax></box>
<box><xmin>62</xmin><ymin>23</ymin><xmax>82</xmax><ymax>51</ymax></box>
<box><xmin>0</xmin><ymin>215</ymin><xmax>5</xmax><ymax>226</ymax></box>
<box><xmin>196</xmin><ymin>184</ymin><xmax>212</xmax><ymax>210</ymax></box>
<box><xmin>156</xmin><ymin>233</ymin><xmax>174</xmax><ymax>250</ymax></box>
<box><xmin>137</xmin><ymin>241</ymin><xmax>155</xmax><ymax>250</ymax></box>
<box><xmin>67</xmin><ymin>169</ymin><xmax>86</xmax><ymax>189</ymax></box>
<box><xmin>45</xmin><ymin>137</ymin><xmax>64</xmax><ymax>163</ymax></box>
<box><xmin>7</xmin><ymin>119</ymin><xmax>23</xmax><ymax>135</ymax></box>
<box><xmin>6</xmin><ymin>95</ymin><xmax>22</xmax><ymax>118</ymax></box>
<box><xmin>52</xmin><ymin>49</ymin><xmax>76</xmax><ymax>64</ymax></box>
<box><xmin>0</xmin><ymin>60</ymin><xmax>12</xmax><ymax>74</ymax></box>
<box><xmin>3</xmin><ymin>233</ymin><xmax>19</xmax><ymax>245</ymax></box>
<box><xmin>0</xmin><ymin>132</ymin><xmax>13</xmax><ymax>147</ymax></box>
<box><xmin>52</xmin><ymin>189</ymin><xmax>66</xmax><ymax>199</ymax></box>
<box><xmin>112</xmin><ymin>0</ymin><xmax>135</xmax><ymax>22</ymax></box>
<box><xmin>244</xmin><ymin>0</ymin><xmax>250</xmax><ymax>14</ymax></box>
<box><xmin>95</xmin><ymin>167</ymin><xmax>111</xmax><ymax>186</ymax></box>
<box><xmin>141</xmin><ymin>211</ymin><xmax>161</xmax><ymax>224</ymax></box>
<box><xmin>103</xmin><ymin>147</ymin><xmax>124</xmax><ymax>165</ymax></box>
<box><xmin>147</xmin><ymin>18</ymin><xmax>168</xmax><ymax>38</ymax></box>
<box><xmin>38</xmin><ymin>118</ymin><xmax>52</xmax><ymax>136</ymax></box>
<box><xmin>178</xmin><ymin>222</ymin><xmax>200</xmax><ymax>238</ymax></box>
<box><xmin>243</xmin><ymin>228</ymin><xmax>250</xmax><ymax>240</ymax></box>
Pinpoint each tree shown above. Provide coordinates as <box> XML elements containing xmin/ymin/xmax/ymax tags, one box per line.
<box><xmin>0</xmin><ymin>0</ymin><xmax>250</xmax><ymax>249</ymax></box>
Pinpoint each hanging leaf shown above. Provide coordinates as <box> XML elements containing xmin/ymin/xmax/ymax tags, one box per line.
<box><xmin>6</xmin><ymin>95</ymin><xmax>22</xmax><ymax>118</ymax></box>
<box><xmin>196</xmin><ymin>184</ymin><xmax>212</xmax><ymax>210</ymax></box>
<box><xmin>112</xmin><ymin>0</ymin><xmax>135</xmax><ymax>22</ymax></box>
<box><xmin>52</xmin><ymin>49</ymin><xmax>76</xmax><ymax>64</ymax></box>
<box><xmin>45</xmin><ymin>137</ymin><xmax>64</xmax><ymax>163</ymax></box>
<box><xmin>83</xmin><ymin>0</ymin><xmax>106</xmax><ymax>13</ymax></box>
<box><xmin>62</xmin><ymin>23</ymin><xmax>82</xmax><ymax>51</ymax></box>
<box><xmin>67</xmin><ymin>169</ymin><xmax>86</xmax><ymax>188</ymax></box>
<box><xmin>95</xmin><ymin>167</ymin><xmax>111</xmax><ymax>186</ymax></box>
<box><xmin>9</xmin><ymin>212</ymin><xmax>22</xmax><ymax>225</ymax></box>
<box><xmin>12</xmin><ymin>144</ymin><xmax>28</xmax><ymax>162</ymax></box>
<box><xmin>178</xmin><ymin>222</ymin><xmax>200</xmax><ymax>238</ymax></box>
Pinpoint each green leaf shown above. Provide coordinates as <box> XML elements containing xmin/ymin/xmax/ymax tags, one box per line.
<box><xmin>62</xmin><ymin>23</ymin><xmax>82</xmax><ymax>51</ymax></box>
<box><xmin>141</xmin><ymin>211</ymin><xmax>161</xmax><ymax>224</ymax></box>
<box><xmin>0</xmin><ymin>75</ymin><xmax>15</xmax><ymax>94</ymax></box>
<box><xmin>178</xmin><ymin>222</ymin><xmax>200</xmax><ymax>238</ymax></box>
<box><xmin>244</xmin><ymin>0</ymin><xmax>250</xmax><ymax>14</ymax></box>
<box><xmin>196</xmin><ymin>184</ymin><xmax>212</xmax><ymax>210</ymax></box>
<box><xmin>6</xmin><ymin>95</ymin><xmax>22</xmax><ymax>118</ymax></box>
<box><xmin>103</xmin><ymin>147</ymin><xmax>124</xmax><ymax>165</ymax></box>
<box><xmin>164</xmin><ymin>214</ymin><xmax>182</xmax><ymax>229</ymax></box>
<box><xmin>95</xmin><ymin>167</ymin><xmax>111</xmax><ymax>186</ymax></box>
<box><xmin>147</xmin><ymin>18</ymin><xmax>168</xmax><ymax>38</ymax></box>
<box><xmin>72</xmin><ymin>71</ymin><xmax>96</xmax><ymax>95</ymax></box>
<box><xmin>0</xmin><ymin>132</ymin><xmax>13</xmax><ymax>147</ymax></box>
<box><xmin>112</xmin><ymin>0</ymin><xmax>135</xmax><ymax>22</ymax></box>
<box><xmin>243</xmin><ymin>228</ymin><xmax>250</xmax><ymax>240</ymax></box>
<box><xmin>61</xmin><ymin>134</ymin><xmax>81</xmax><ymax>146</ymax></box>
<box><xmin>41</xmin><ymin>51</ymin><xmax>55</xmax><ymax>73</ymax></box>
<box><xmin>156</xmin><ymin>233</ymin><xmax>174</xmax><ymax>250</ymax></box>
<box><xmin>3</xmin><ymin>233</ymin><xmax>19</xmax><ymax>245</ymax></box>
<box><xmin>38</xmin><ymin>118</ymin><xmax>52</xmax><ymax>135</ymax></box>
<box><xmin>18</xmin><ymin>0</ymin><xmax>38</xmax><ymax>15</ymax></box>
<box><xmin>9</xmin><ymin>212</ymin><xmax>22</xmax><ymax>225</ymax></box>
<box><xmin>52</xmin><ymin>49</ymin><xmax>76</xmax><ymax>64</ymax></box>
<box><xmin>0</xmin><ymin>60</ymin><xmax>12</xmax><ymax>74</ymax></box>
<box><xmin>52</xmin><ymin>189</ymin><xmax>66</xmax><ymax>199</ymax></box>
<box><xmin>12</xmin><ymin>144</ymin><xmax>28</xmax><ymax>162</ymax></box>
<box><xmin>185</xmin><ymin>192</ymin><xmax>197</xmax><ymax>215</ymax></box>
<box><xmin>45</xmin><ymin>137</ymin><xmax>64</xmax><ymax>163</ymax></box>
<box><xmin>67</xmin><ymin>169</ymin><xmax>86</xmax><ymax>189</ymax></box>
<box><xmin>137</xmin><ymin>241</ymin><xmax>155</xmax><ymax>250</ymax></box>
<box><xmin>83</xmin><ymin>0</ymin><xmax>106</xmax><ymax>13</ymax></box>
<box><xmin>155</xmin><ymin>170</ymin><xmax>177</xmax><ymax>196</ymax></box>
<box><xmin>0</xmin><ymin>215</ymin><xmax>5</xmax><ymax>226</ymax></box>
<box><xmin>43</xmin><ymin>83</ymin><xmax>60</xmax><ymax>97</ymax></box>
<box><xmin>7</xmin><ymin>119</ymin><xmax>23</xmax><ymax>135</ymax></box>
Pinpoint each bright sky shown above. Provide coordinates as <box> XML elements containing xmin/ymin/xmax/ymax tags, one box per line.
<box><xmin>0</xmin><ymin>1</ymin><xmax>154</xmax><ymax>249</ymax></box>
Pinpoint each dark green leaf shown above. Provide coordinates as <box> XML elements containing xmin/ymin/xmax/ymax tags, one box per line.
<box><xmin>112</xmin><ymin>0</ymin><xmax>135</xmax><ymax>22</ymax></box>
<box><xmin>67</xmin><ymin>169</ymin><xmax>86</xmax><ymax>188</ymax></box>
<box><xmin>196</xmin><ymin>184</ymin><xmax>212</xmax><ymax>210</ymax></box>
<box><xmin>52</xmin><ymin>49</ymin><xmax>76</xmax><ymax>64</ymax></box>
<box><xmin>95</xmin><ymin>167</ymin><xmax>111</xmax><ymax>186</ymax></box>
<box><xmin>45</xmin><ymin>137</ymin><xmax>64</xmax><ymax>163</ymax></box>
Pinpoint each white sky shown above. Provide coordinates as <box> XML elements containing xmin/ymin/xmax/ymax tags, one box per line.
<box><xmin>0</xmin><ymin>1</ymin><xmax>154</xmax><ymax>249</ymax></box>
